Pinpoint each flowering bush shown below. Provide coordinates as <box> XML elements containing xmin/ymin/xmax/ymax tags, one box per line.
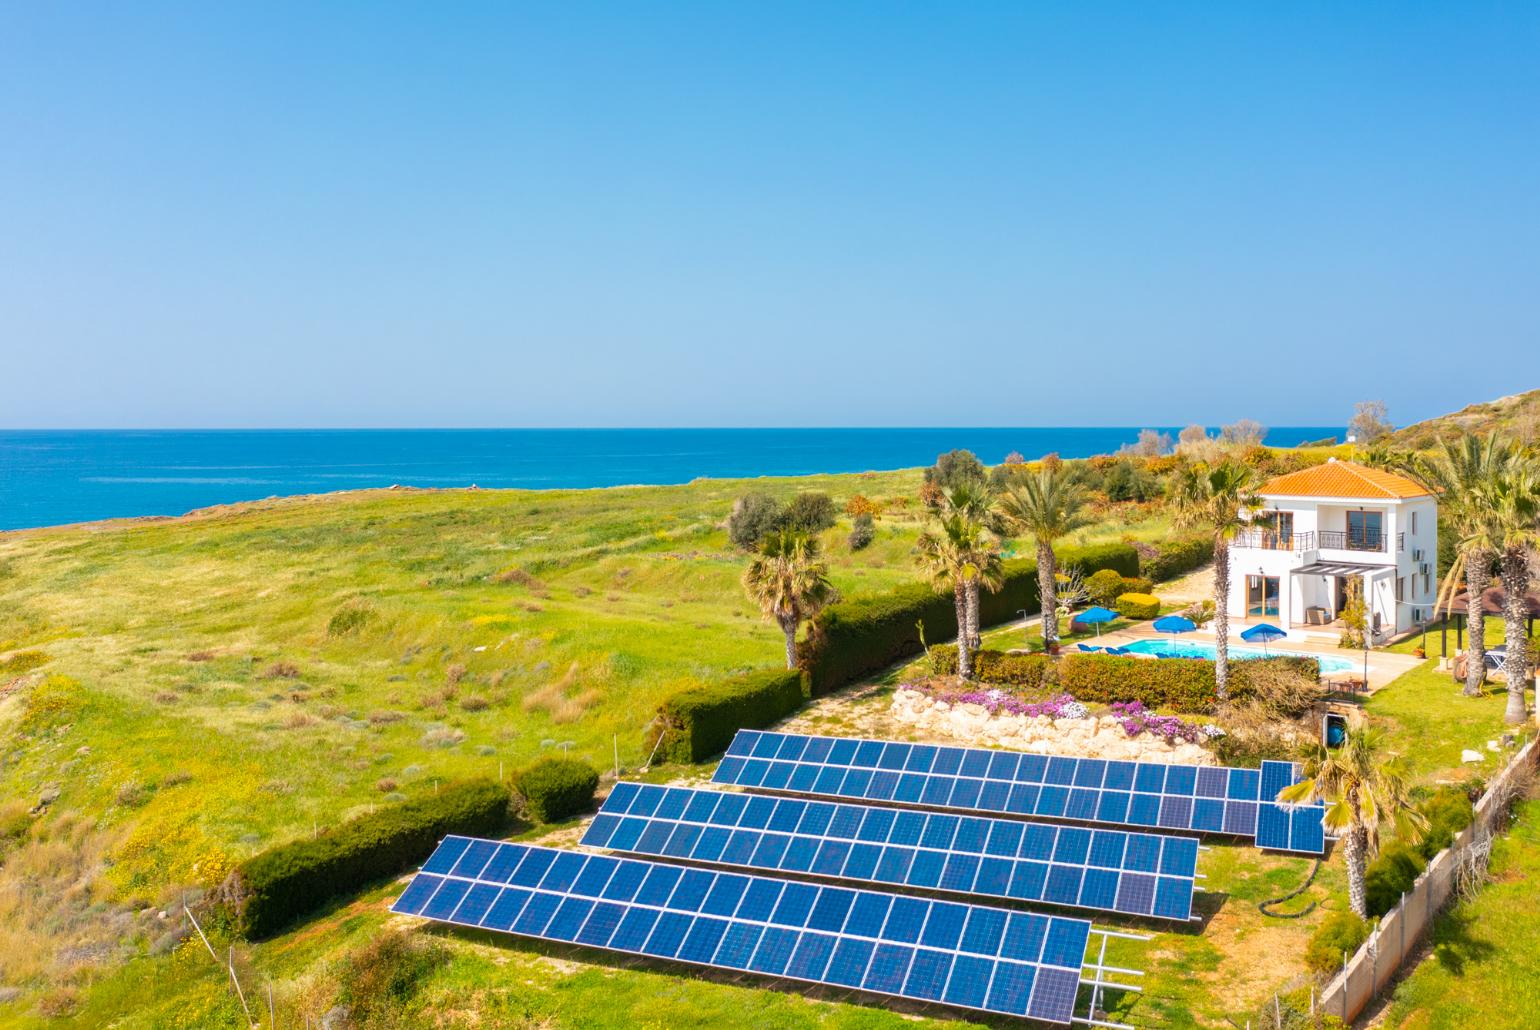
<box><xmin>901</xmin><ymin>683</ymin><xmax>1087</xmax><ymax>720</ymax></box>
<box><xmin>1109</xmin><ymin>700</ymin><xmax>1204</xmax><ymax>744</ymax></box>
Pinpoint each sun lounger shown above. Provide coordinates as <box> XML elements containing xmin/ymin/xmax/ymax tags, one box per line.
<box><xmin>1104</xmin><ymin>646</ymin><xmax>1131</xmax><ymax>656</ymax></box>
<box><xmin>1077</xmin><ymin>643</ymin><xmax>1102</xmax><ymax>653</ymax></box>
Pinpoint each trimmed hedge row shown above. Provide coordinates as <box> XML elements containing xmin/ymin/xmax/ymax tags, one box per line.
<box><xmin>1057</xmin><ymin>654</ymin><xmax>1321</xmax><ymax>713</ymax></box>
<box><xmin>1114</xmin><ymin>592</ymin><xmax>1161</xmax><ymax>619</ymax></box>
<box><xmin>802</xmin><ymin>542</ymin><xmax>1140</xmax><ymax>696</ymax></box>
<box><xmin>227</xmin><ymin>778</ymin><xmax>511</xmax><ymax>939</ymax></box>
<box><xmin>1138</xmin><ymin>534</ymin><xmax>1214</xmax><ymax>583</ymax></box>
<box><xmin>515</xmin><ymin>756</ymin><xmax>599</xmax><ymax>823</ymax></box>
<box><xmin>656</xmin><ymin>668</ymin><xmax>807</xmax><ymax>763</ymax></box>
<box><xmin>928</xmin><ymin>646</ymin><xmax>1053</xmax><ymax>688</ymax></box>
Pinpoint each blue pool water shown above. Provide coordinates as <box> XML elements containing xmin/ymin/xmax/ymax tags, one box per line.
<box><xmin>0</xmin><ymin>426</ymin><xmax>1339</xmax><ymax>531</ymax></box>
<box><xmin>1121</xmin><ymin>637</ymin><xmax>1358</xmax><ymax>674</ymax></box>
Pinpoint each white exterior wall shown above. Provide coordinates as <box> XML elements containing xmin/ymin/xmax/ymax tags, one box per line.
<box><xmin>1226</xmin><ymin>493</ymin><xmax>1437</xmax><ymax>638</ymax></box>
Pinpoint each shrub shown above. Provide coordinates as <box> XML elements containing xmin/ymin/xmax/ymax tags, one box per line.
<box><xmin>802</xmin><ymin>543</ymin><xmax>1139</xmax><ymax>696</ymax></box>
<box><xmin>1115</xmin><ymin>592</ymin><xmax>1161</xmax><ymax>619</ymax></box>
<box><xmin>1416</xmin><ymin>787</ymin><xmax>1474</xmax><ymax>860</ymax></box>
<box><xmin>1139</xmin><ymin>535</ymin><xmax>1215</xmax><ymax>583</ymax></box>
<box><xmin>1057</xmin><ymin>654</ymin><xmax>1318</xmax><ymax>713</ymax></box>
<box><xmin>727</xmin><ymin>493</ymin><xmax>785</xmax><ymax>549</ymax></box>
<box><xmin>928</xmin><ymin>646</ymin><xmax>1053</xmax><ymax>689</ymax></box>
<box><xmin>327</xmin><ymin>602</ymin><xmax>375</xmax><ymax>637</ymax></box>
<box><xmin>1086</xmin><ymin>569</ymin><xmax>1128</xmax><ymax>607</ymax></box>
<box><xmin>845</xmin><ymin>494</ymin><xmax>880</xmax><ymax>517</ymax></box>
<box><xmin>848</xmin><ymin>513</ymin><xmax>875</xmax><ymax>551</ymax></box>
<box><xmin>225</xmin><ymin>778</ymin><xmax>510</xmax><ymax>939</ymax></box>
<box><xmin>0</xmin><ymin>650</ymin><xmax>48</xmax><ymax>675</ymax></box>
<box><xmin>1305</xmin><ymin>911</ymin><xmax>1371</xmax><ymax>975</ymax></box>
<box><xmin>514</xmin><ymin>757</ymin><xmax>599</xmax><ymax>823</ymax></box>
<box><xmin>1365</xmin><ymin>840</ymin><xmax>1425</xmax><ymax>917</ymax></box>
<box><xmin>784</xmin><ymin>492</ymin><xmax>837</xmax><ymax>534</ymax></box>
<box><xmin>656</xmin><ymin>668</ymin><xmax>806</xmax><ymax>763</ymax></box>
<box><xmin>336</xmin><ymin>928</ymin><xmax>447</xmax><ymax>1026</ymax></box>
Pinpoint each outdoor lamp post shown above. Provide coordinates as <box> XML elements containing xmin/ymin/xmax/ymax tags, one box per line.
<box><xmin>1018</xmin><ymin>609</ymin><xmax>1031</xmax><ymax>648</ymax></box>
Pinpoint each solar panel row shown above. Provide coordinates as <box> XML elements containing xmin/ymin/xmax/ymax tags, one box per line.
<box><xmin>394</xmin><ymin>836</ymin><xmax>1093</xmax><ymax>1024</ymax></box>
<box><xmin>714</xmin><ymin>731</ymin><xmax>1325</xmax><ymax>854</ymax></box>
<box><xmin>584</xmin><ymin>782</ymin><xmax>1197</xmax><ymax>920</ymax></box>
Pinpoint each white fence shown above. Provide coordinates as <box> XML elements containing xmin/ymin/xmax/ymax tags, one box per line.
<box><xmin>1315</xmin><ymin>738</ymin><xmax>1536</xmax><ymax>1024</ymax></box>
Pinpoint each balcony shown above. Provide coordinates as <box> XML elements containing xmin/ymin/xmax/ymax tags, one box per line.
<box><xmin>1233</xmin><ymin>530</ymin><xmax>1315</xmax><ymax>551</ymax></box>
<box><xmin>1317</xmin><ymin>530</ymin><xmax>1402</xmax><ymax>553</ymax></box>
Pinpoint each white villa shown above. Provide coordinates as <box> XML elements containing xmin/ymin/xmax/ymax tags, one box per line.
<box><xmin>1228</xmin><ymin>459</ymin><xmax>1437</xmax><ymax>641</ymax></box>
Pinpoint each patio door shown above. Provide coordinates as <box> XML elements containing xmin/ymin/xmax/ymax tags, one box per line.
<box><xmin>1246</xmin><ymin>575</ymin><xmax>1280</xmax><ymax>616</ymax></box>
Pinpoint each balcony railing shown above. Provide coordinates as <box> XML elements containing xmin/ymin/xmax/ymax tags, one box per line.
<box><xmin>1318</xmin><ymin>529</ymin><xmax>1389</xmax><ymax>553</ymax></box>
<box><xmin>1233</xmin><ymin>530</ymin><xmax>1315</xmax><ymax>551</ymax></box>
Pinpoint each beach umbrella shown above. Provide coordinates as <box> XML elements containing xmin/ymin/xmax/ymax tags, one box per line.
<box><xmin>1240</xmin><ymin>622</ymin><xmax>1286</xmax><ymax>655</ymax></box>
<box><xmin>1077</xmin><ymin>606</ymin><xmax>1119</xmax><ymax>637</ymax></box>
<box><xmin>1152</xmin><ymin>614</ymin><xmax>1197</xmax><ymax>637</ymax></box>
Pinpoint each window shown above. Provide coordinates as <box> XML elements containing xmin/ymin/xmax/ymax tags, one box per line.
<box><xmin>1347</xmin><ymin>510</ymin><xmax>1384</xmax><ymax>550</ymax></box>
<box><xmin>1410</xmin><ymin>511</ymin><xmax>1418</xmax><ymax>535</ymax></box>
<box><xmin>1254</xmin><ymin>511</ymin><xmax>1294</xmax><ymax>549</ymax></box>
<box><xmin>1396</xmin><ymin>577</ymin><xmax>1404</xmax><ymax>603</ymax></box>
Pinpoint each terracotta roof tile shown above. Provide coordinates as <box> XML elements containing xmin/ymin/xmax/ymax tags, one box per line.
<box><xmin>1259</xmin><ymin>460</ymin><xmax>1430</xmax><ymax>500</ymax></box>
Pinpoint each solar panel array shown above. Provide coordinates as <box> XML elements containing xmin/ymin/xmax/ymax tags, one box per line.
<box><xmin>393</xmin><ymin>836</ymin><xmax>1093</xmax><ymax>1024</ymax></box>
<box><xmin>583</xmin><ymin>782</ymin><xmax>1197</xmax><ymax>921</ymax></box>
<box><xmin>713</xmin><ymin>730</ymin><xmax>1326</xmax><ymax>855</ymax></box>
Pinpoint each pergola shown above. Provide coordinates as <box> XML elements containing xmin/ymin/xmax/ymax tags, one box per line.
<box><xmin>1437</xmin><ymin>585</ymin><xmax>1540</xmax><ymax>654</ymax></box>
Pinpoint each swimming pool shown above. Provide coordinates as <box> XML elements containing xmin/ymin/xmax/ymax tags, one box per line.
<box><xmin>1120</xmin><ymin>638</ymin><xmax>1358</xmax><ymax>674</ymax></box>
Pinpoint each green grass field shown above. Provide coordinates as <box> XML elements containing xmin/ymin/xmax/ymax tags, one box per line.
<box><xmin>0</xmin><ymin>477</ymin><xmax>1524</xmax><ymax>1028</ymax></box>
<box><xmin>1384</xmin><ymin>797</ymin><xmax>1540</xmax><ymax>1029</ymax></box>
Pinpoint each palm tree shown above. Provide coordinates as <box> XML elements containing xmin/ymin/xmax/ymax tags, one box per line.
<box><xmin>915</xmin><ymin>514</ymin><xmax>985</xmax><ymax>679</ymax></box>
<box><xmin>1279</xmin><ymin>728</ymin><xmax>1424</xmax><ymax>919</ymax></box>
<box><xmin>1463</xmin><ymin>461</ymin><xmax>1540</xmax><ymax>724</ymax></box>
<box><xmin>998</xmin><ymin>466</ymin><xmax>1091</xmax><ymax>651</ymax></box>
<box><xmin>938</xmin><ymin>484</ymin><xmax>1004</xmax><ymax>649</ymax></box>
<box><xmin>1399</xmin><ymin>436</ymin><xmax>1515</xmax><ymax>696</ymax></box>
<box><xmin>742</xmin><ymin>528</ymin><xmax>837</xmax><ymax>670</ymax></box>
<box><xmin>1167</xmin><ymin>461</ymin><xmax>1262</xmax><ymax>700</ymax></box>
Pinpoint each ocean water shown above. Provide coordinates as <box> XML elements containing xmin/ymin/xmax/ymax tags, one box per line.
<box><xmin>0</xmin><ymin>427</ymin><xmax>1338</xmax><ymax>531</ymax></box>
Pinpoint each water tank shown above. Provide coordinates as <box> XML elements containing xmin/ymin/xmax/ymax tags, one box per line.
<box><xmin>1323</xmin><ymin>712</ymin><xmax>1349</xmax><ymax>749</ymax></box>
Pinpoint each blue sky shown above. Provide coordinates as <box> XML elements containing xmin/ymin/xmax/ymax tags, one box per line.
<box><xmin>2</xmin><ymin>3</ymin><xmax>1535</xmax><ymax>429</ymax></box>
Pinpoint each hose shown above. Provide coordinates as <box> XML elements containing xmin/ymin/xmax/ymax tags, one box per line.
<box><xmin>1257</xmin><ymin>858</ymin><xmax>1322</xmax><ymax>918</ymax></box>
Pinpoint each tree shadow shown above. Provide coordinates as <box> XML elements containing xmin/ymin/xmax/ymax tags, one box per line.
<box><xmin>1426</xmin><ymin>905</ymin><xmax>1497</xmax><ymax>976</ymax></box>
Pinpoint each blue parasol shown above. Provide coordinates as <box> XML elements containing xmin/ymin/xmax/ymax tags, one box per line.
<box><xmin>1152</xmin><ymin>614</ymin><xmax>1197</xmax><ymax>636</ymax></box>
<box><xmin>1241</xmin><ymin>622</ymin><xmax>1287</xmax><ymax>655</ymax></box>
<box><xmin>1077</xmin><ymin>606</ymin><xmax>1119</xmax><ymax>637</ymax></box>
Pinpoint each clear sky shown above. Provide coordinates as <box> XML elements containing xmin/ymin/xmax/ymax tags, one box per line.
<box><xmin>2</xmin><ymin>3</ymin><xmax>1536</xmax><ymax>429</ymax></box>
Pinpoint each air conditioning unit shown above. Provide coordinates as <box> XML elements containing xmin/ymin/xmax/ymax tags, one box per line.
<box><xmin>1411</xmin><ymin>548</ymin><xmax>1424</xmax><ymax>561</ymax></box>
<box><xmin>1420</xmin><ymin>563</ymin><xmax>1431</xmax><ymax>576</ymax></box>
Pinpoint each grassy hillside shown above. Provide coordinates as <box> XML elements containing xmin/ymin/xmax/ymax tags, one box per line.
<box><xmin>0</xmin><ymin>471</ymin><xmax>1173</xmax><ymax>1021</ymax></box>
<box><xmin>1390</xmin><ymin>388</ymin><xmax>1540</xmax><ymax>448</ymax></box>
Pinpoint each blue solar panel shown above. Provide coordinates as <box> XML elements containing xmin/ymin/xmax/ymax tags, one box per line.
<box><xmin>395</xmin><ymin>837</ymin><xmax>1094</xmax><ymax>1025</ymax></box>
<box><xmin>582</xmin><ymin>783</ymin><xmax>1198</xmax><ymax>921</ymax></box>
<box><xmin>716</xmin><ymin>731</ymin><xmax>1327</xmax><ymax>855</ymax></box>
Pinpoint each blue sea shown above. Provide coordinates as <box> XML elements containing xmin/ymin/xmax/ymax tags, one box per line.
<box><xmin>0</xmin><ymin>427</ymin><xmax>1338</xmax><ymax>531</ymax></box>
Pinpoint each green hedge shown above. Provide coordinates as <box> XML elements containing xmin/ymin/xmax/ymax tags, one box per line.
<box><xmin>1139</xmin><ymin>535</ymin><xmax>1215</xmax><ymax>583</ymax></box>
<box><xmin>802</xmin><ymin>542</ymin><xmax>1139</xmax><ymax>696</ymax></box>
<box><xmin>1114</xmin><ymin>592</ymin><xmax>1161</xmax><ymax>619</ymax></box>
<box><xmin>515</xmin><ymin>756</ymin><xmax>599</xmax><ymax>823</ymax></box>
<box><xmin>1057</xmin><ymin>653</ymin><xmax>1321</xmax><ymax>713</ymax></box>
<box><xmin>656</xmin><ymin>668</ymin><xmax>807</xmax><ymax>763</ymax></box>
<box><xmin>928</xmin><ymin>646</ymin><xmax>1053</xmax><ymax>688</ymax></box>
<box><xmin>1305</xmin><ymin>911</ymin><xmax>1370</xmax><ymax>975</ymax></box>
<box><xmin>228</xmin><ymin>778</ymin><xmax>510</xmax><ymax>940</ymax></box>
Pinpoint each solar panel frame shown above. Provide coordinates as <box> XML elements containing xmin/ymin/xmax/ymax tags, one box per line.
<box><xmin>586</xmin><ymin>784</ymin><xmax>1198</xmax><ymax>921</ymax></box>
<box><xmin>715</xmin><ymin>731</ymin><xmax>1327</xmax><ymax>855</ymax></box>
<box><xmin>394</xmin><ymin>837</ymin><xmax>1094</xmax><ymax>1025</ymax></box>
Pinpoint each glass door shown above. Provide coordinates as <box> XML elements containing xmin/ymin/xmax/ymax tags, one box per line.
<box><xmin>1246</xmin><ymin>575</ymin><xmax>1281</xmax><ymax>616</ymax></box>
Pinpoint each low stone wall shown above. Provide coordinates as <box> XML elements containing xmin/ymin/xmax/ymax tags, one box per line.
<box><xmin>890</xmin><ymin>688</ymin><xmax>1215</xmax><ymax>764</ymax></box>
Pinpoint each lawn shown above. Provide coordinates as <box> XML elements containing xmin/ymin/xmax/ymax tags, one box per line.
<box><xmin>0</xmin><ymin>473</ymin><xmax>1173</xmax><ymax>1023</ymax></box>
<box><xmin>1382</xmin><ymin>797</ymin><xmax>1540</xmax><ymax>1029</ymax></box>
<box><xmin>0</xmin><ymin>479</ymin><xmax>1519</xmax><ymax>1028</ymax></box>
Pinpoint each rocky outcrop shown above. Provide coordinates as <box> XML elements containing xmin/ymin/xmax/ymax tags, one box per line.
<box><xmin>891</xmin><ymin>688</ymin><xmax>1215</xmax><ymax>765</ymax></box>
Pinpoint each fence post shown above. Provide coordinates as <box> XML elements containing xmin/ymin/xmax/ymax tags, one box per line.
<box><xmin>1342</xmin><ymin>951</ymin><xmax>1348</xmax><ymax>1021</ymax></box>
<box><xmin>1401</xmin><ymin>891</ymin><xmax>1407</xmax><ymax>958</ymax></box>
